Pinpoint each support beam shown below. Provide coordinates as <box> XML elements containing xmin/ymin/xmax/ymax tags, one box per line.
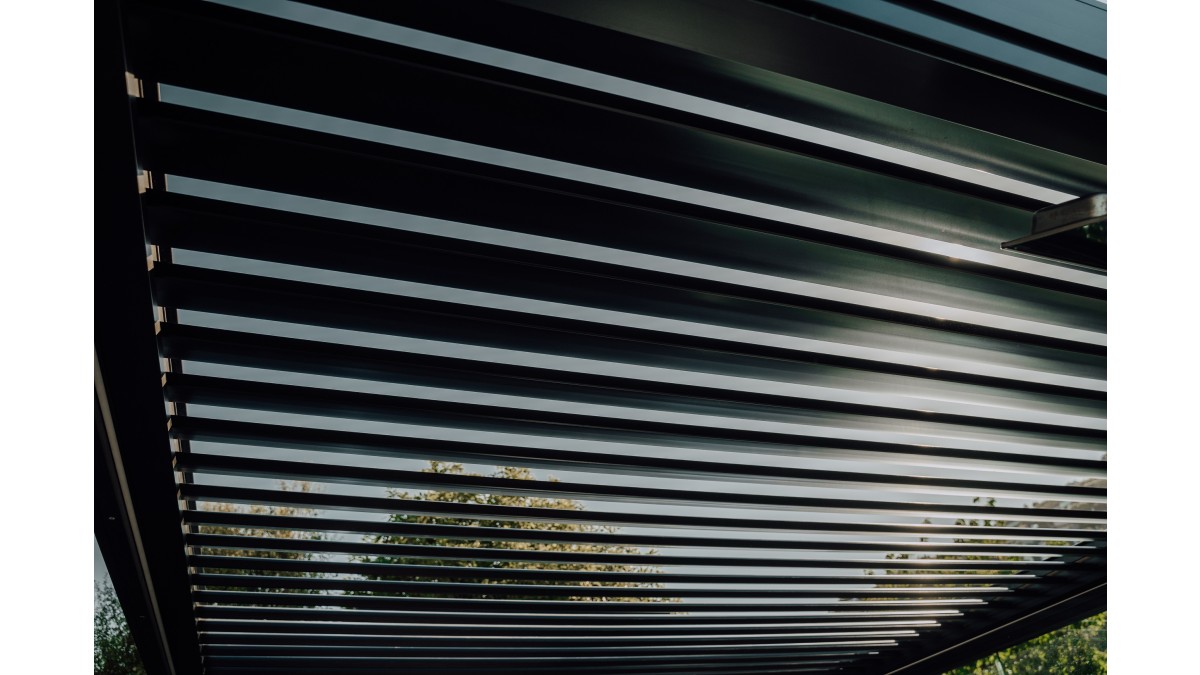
<box><xmin>880</xmin><ymin>582</ymin><xmax>1106</xmax><ymax>675</ymax></box>
<box><xmin>95</xmin><ymin>1</ymin><xmax>200</xmax><ymax>673</ymax></box>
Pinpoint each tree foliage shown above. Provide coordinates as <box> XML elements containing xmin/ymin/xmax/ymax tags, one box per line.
<box><xmin>866</xmin><ymin>490</ymin><xmax>1106</xmax><ymax>674</ymax></box>
<box><xmin>357</xmin><ymin>461</ymin><xmax>668</xmax><ymax>601</ymax></box>
<box><xmin>936</xmin><ymin>486</ymin><xmax>1107</xmax><ymax>674</ymax></box>
<box><xmin>944</xmin><ymin>613</ymin><xmax>1106</xmax><ymax>675</ymax></box>
<box><xmin>94</xmin><ymin>578</ymin><xmax>145</xmax><ymax>675</ymax></box>
<box><xmin>193</xmin><ymin>480</ymin><xmax>326</xmax><ymax>593</ymax></box>
<box><xmin>868</xmin><ymin>498</ymin><xmax>1028</xmax><ymax>588</ymax></box>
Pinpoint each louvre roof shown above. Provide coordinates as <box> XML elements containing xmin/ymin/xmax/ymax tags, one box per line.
<box><xmin>95</xmin><ymin>2</ymin><xmax>1106</xmax><ymax>674</ymax></box>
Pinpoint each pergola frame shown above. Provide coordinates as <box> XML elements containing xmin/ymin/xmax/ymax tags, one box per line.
<box><xmin>96</xmin><ymin>2</ymin><xmax>1106</xmax><ymax>674</ymax></box>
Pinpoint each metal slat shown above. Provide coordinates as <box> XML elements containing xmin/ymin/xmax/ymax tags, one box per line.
<box><xmin>138</xmin><ymin>165</ymin><xmax>1093</xmax><ymax>340</ymax></box>
<box><xmin>193</xmin><ymin>577</ymin><xmax>1005</xmax><ymax>600</ymax></box>
<box><xmin>150</xmin><ymin>259</ymin><xmax>1105</xmax><ymax>399</ymax></box>
<box><xmin>162</xmin><ymin>331</ymin><xmax>1104</xmax><ymax>458</ymax></box>
<box><xmin>206</xmin><ymin>662</ymin><xmax>859</xmax><ymax>667</ymax></box>
<box><xmin>773</xmin><ymin>0</ymin><xmax>1105</xmax><ymax>104</ymax></box>
<box><xmin>189</xmin><ymin>557</ymin><xmax>1039</xmax><ymax>586</ymax></box>
<box><xmin>180</xmin><ymin>485</ymin><xmax>1104</xmax><ymax>538</ymax></box>
<box><xmin>489</xmin><ymin>0</ymin><xmax>1105</xmax><ymax>161</ymax></box>
<box><xmin>198</xmin><ymin>631</ymin><xmax>920</xmax><ymax>647</ymax></box>
<box><xmin>194</xmin><ymin>590</ymin><xmax>986</xmax><ymax>613</ymax></box>
<box><xmin>174</xmin><ymin>450</ymin><xmax>1105</xmax><ymax>524</ymax></box>
<box><xmin>158</xmin><ymin>0</ymin><xmax>1107</xmax><ymax>193</ymax></box>
<box><xmin>104</xmin><ymin>1</ymin><xmax>1105</xmax><ymax>672</ymax></box>
<box><xmin>204</xmin><ymin>648</ymin><xmax>883</xmax><ymax>658</ymax></box>
<box><xmin>199</xmin><ymin>643</ymin><xmax>900</xmax><ymax>658</ymax></box>
<box><xmin>159</xmin><ymin>362</ymin><xmax>1103</xmax><ymax>476</ymax></box>
<box><xmin>203</xmin><ymin>668</ymin><xmax>850</xmax><ymax>675</ymax></box>
<box><xmin>202</xmin><ymin>668</ymin><xmax>850</xmax><ymax>675</ymax></box>
<box><xmin>185</xmin><ymin>534</ymin><xmax>1075</xmax><ymax>571</ymax></box>
<box><xmin>159</xmin><ymin>367</ymin><xmax>1103</xmax><ymax>476</ymax></box>
<box><xmin>122</xmin><ymin>7</ymin><xmax>1102</xmax><ymax>289</ymax></box>
<box><xmin>131</xmin><ymin>94</ymin><xmax>1106</xmax><ymax>309</ymax></box>
<box><xmin>142</xmin><ymin>172</ymin><xmax>1102</xmax><ymax>371</ymax></box>
<box><xmin>143</xmin><ymin>202</ymin><xmax>1103</xmax><ymax>351</ymax></box>
<box><xmin>204</xmin><ymin>660</ymin><xmax>861</xmax><ymax>674</ymax></box>
<box><xmin>119</xmin><ymin>0</ymin><xmax>1069</xmax><ymax>212</ymax></box>
<box><xmin>181</xmin><ymin>493</ymin><xmax>1104</xmax><ymax>545</ymax></box>
<box><xmin>169</xmin><ymin>417</ymin><xmax>1103</xmax><ymax>503</ymax></box>
<box><xmin>196</xmin><ymin>619</ymin><xmax>941</xmax><ymax>637</ymax></box>
<box><xmin>917</xmin><ymin>0</ymin><xmax>1105</xmax><ymax>63</ymax></box>
<box><xmin>202</xmin><ymin>655</ymin><xmax>867</xmax><ymax>674</ymax></box>
<box><xmin>196</xmin><ymin>619</ymin><xmax>921</xmax><ymax>638</ymax></box>
<box><xmin>194</xmin><ymin>606</ymin><xmax>967</xmax><ymax>625</ymax></box>
<box><xmin>145</xmin><ymin>258</ymin><xmax>1099</xmax><ymax>437</ymax></box>
<box><xmin>189</xmin><ymin>578</ymin><xmax>1007</xmax><ymax>602</ymax></box>
<box><xmin>206</xmin><ymin>662</ymin><xmax>859</xmax><ymax>672</ymax></box>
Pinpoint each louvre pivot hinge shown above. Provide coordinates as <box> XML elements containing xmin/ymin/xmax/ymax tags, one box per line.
<box><xmin>125</xmin><ymin>72</ymin><xmax>145</xmax><ymax>98</ymax></box>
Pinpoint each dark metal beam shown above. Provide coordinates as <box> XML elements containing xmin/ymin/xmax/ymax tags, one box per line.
<box><xmin>95</xmin><ymin>1</ymin><xmax>200</xmax><ymax>673</ymax></box>
<box><xmin>94</xmin><ymin>397</ymin><xmax>172</xmax><ymax>675</ymax></box>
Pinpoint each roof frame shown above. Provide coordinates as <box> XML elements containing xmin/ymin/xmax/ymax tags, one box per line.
<box><xmin>97</xmin><ymin>1</ymin><xmax>1105</xmax><ymax>673</ymax></box>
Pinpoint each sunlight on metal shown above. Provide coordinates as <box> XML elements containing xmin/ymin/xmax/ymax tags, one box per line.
<box><xmin>97</xmin><ymin>1</ymin><xmax>1105</xmax><ymax>674</ymax></box>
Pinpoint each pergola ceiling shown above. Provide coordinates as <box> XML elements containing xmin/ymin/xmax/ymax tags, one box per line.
<box><xmin>95</xmin><ymin>2</ymin><xmax>1106</xmax><ymax>674</ymax></box>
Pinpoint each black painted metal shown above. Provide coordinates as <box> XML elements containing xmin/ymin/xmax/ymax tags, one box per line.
<box><xmin>189</xmin><ymin>558</ymin><xmax>1040</xmax><ymax>586</ymax></box>
<box><xmin>95</xmin><ymin>2</ymin><xmax>200</xmax><ymax>673</ymax></box>
<box><xmin>156</xmin><ymin>322</ymin><xmax>1101</xmax><ymax>439</ymax></box>
<box><xmin>166</xmin><ymin>415</ymin><xmax>1104</xmax><ymax>501</ymax></box>
<box><xmin>310</xmin><ymin>0</ymin><xmax>1107</xmax><ymax>166</ymax></box>
<box><xmin>196</xmin><ymin>580</ymin><xmax>1004</xmax><ymax>601</ymax></box>
<box><xmin>201</xmin><ymin>656</ymin><xmax>875</xmax><ymax>675</ymax></box>
<box><xmin>762</xmin><ymin>0</ymin><xmax>1106</xmax><ymax>107</ymax></box>
<box><xmin>185</xmin><ymin>534</ymin><xmax>1079</xmax><ymax>570</ymax></box>
<box><xmin>883</xmin><ymin>583</ymin><xmax>1107</xmax><ymax>675</ymax></box>
<box><xmin>192</xmin><ymin>590</ymin><xmax>985</xmax><ymax>614</ymax></box>
<box><xmin>198</xmin><ymin>632</ymin><xmax>921</xmax><ymax>647</ymax></box>
<box><xmin>99</xmin><ymin>0</ymin><xmax>1105</xmax><ymax>673</ymax></box>
<box><xmin>150</xmin><ymin>261</ymin><xmax>1106</xmax><ymax>399</ymax></box>
<box><xmin>172</xmin><ymin>448</ymin><xmax>1103</xmax><ymax>523</ymax></box>
<box><xmin>197</xmin><ymin>621</ymin><xmax>938</xmax><ymax>638</ymax></box>
<box><xmin>1004</xmin><ymin>194</ymin><xmax>1107</xmax><ymax>270</ymax></box>
<box><xmin>182</xmin><ymin>506</ymin><xmax>1100</xmax><ymax>553</ymax></box>
<box><xmin>94</xmin><ymin>398</ymin><xmax>174</xmax><ymax>675</ymax></box>
<box><xmin>194</xmin><ymin>607</ymin><xmax>968</xmax><ymax>630</ymax></box>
